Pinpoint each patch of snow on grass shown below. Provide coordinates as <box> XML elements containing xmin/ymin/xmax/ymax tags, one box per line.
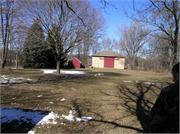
<box><xmin>62</xmin><ymin>110</ymin><xmax>76</xmax><ymax>121</ymax></box>
<box><xmin>37</xmin><ymin>112</ymin><xmax>59</xmax><ymax>125</ymax></box>
<box><xmin>123</xmin><ymin>81</ymin><xmax>131</xmax><ymax>83</ymax></box>
<box><xmin>1</xmin><ymin>107</ymin><xmax>51</xmax><ymax>126</ymax></box>
<box><xmin>76</xmin><ymin>117</ymin><xmax>92</xmax><ymax>122</ymax></box>
<box><xmin>144</xmin><ymin>82</ymin><xmax>162</xmax><ymax>86</ymax></box>
<box><xmin>17</xmin><ymin>77</ymin><xmax>24</xmax><ymax>80</ymax></box>
<box><xmin>41</xmin><ymin>69</ymin><xmax>86</xmax><ymax>75</ymax></box>
<box><xmin>28</xmin><ymin>130</ymin><xmax>36</xmax><ymax>134</ymax></box>
<box><xmin>61</xmin><ymin>108</ymin><xmax>92</xmax><ymax>122</ymax></box>
<box><xmin>94</xmin><ymin>73</ymin><xmax>104</xmax><ymax>76</ymax></box>
<box><xmin>71</xmin><ymin>88</ymin><xmax>76</xmax><ymax>91</ymax></box>
<box><xmin>26</xmin><ymin>78</ymin><xmax>33</xmax><ymax>81</ymax></box>
<box><xmin>1</xmin><ymin>107</ymin><xmax>60</xmax><ymax>133</ymax></box>
<box><xmin>1</xmin><ymin>105</ymin><xmax>92</xmax><ymax>133</ymax></box>
<box><xmin>60</xmin><ymin>70</ymin><xmax>86</xmax><ymax>75</ymax></box>
<box><xmin>34</xmin><ymin>89</ymin><xmax>41</xmax><ymax>91</ymax></box>
<box><xmin>0</xmin><ymin>75</ymin><xmax>36</xmax><ymax>85</ymax></box>
<box><xmin>144</xmin><ymin>82</ymin><xmax>153</xmax><ymax>85</ymax></box>
<box><xmin>41</xmin><ymin>69</ymin><xmax>56</xmax><ymax>74</ymax></box>
<box><xmin>61</xmin><ymin>98</ymin><xmax>66</xmax><ymax>101</ymax></box>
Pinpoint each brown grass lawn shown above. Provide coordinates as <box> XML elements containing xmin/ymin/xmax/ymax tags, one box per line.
<box><xmin>1</xmin><ymin>68</ymin><xmax>172</xmax><ymax>133</ymax></box>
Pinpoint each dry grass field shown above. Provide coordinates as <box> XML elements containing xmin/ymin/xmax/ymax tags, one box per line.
<box><xmin>1</xmin><ymin>68</ymin><xmax>172</xmax><ymax>133</ymax></box>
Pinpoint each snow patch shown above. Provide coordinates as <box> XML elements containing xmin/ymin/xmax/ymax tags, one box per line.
<box><xmin>123</xmin><ymin>81</ymin><xmax>131</xmax><ymax>83</ymax></box>
<box><xmin>41</xmin><ymin>69</ymin><xmax>86</xmax><ymax>75</ymax></box>
<box><xmin>41</xmin><ymin>69</ymin><xmax>56</xmax><ymax>74</ymax></box>
<box><xmin>60</xmin><ymin>70</ymin><xmax>86</xmax><ymax>75</ymax></box>
<box><xmin>144</xmin><ymin>82</ymin><xmax>162</xmax><ymax>86</ymax></box>
<box><xmin>1</xmin><ymin>107</ymin><xmax>52</xmax><ymax>126</ymax></box>
<box><xmin>94</xmin><ymin>73</ymin><xmax>104</xmax><ymax>76</ymax></box>
<box><xmin>1</xmin><ymin>107</ymin><xmax>60</xmax><ymax>133</ymax></box>
<box><xmin>28</xmin><ymin>130</ymin><xmax>36</xmax><ymax>134</ymax></box>
<box><xmin>76</xmin><ymin>117</ymin><xmax>92</xmax><ymax>122</ymax></box>
<box><xmin>61</xmin><ymin>107</ymin><xmax>92</xmax><ymax>122</ymax></box>
<box><xmin>0</xmin><ymin>75</ymin><xmax>36</xmax><ymax>85</ymax></box>
<box><xmin>62</xmin><ymin>110</ymin><xmax>76</xmax><ymax>121</ymax></box>
<box><xmin>72</xmin><ymin>87</ymin><xmax>76</xmax><ymax>91</ymax></box>
<box><xmin>1</xmin><ymin>105</ymin><xmax>92</xmax><ymax>133</ymax></box>
<box><xmin>61</xmin><ymin>98</ymin><xmax>66</xmax><ymax>101</ymax></box>
<box><xmin>12</xmin><ymin>97</ymin><xmax>16</xmax><ymax>100</ymax></box>
<box><xmin>37</xmin><ymin>112</ymin><xmax>59</xmax><ymax>125</ymax></box>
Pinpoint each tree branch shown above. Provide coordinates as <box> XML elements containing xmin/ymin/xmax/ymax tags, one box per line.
<box><xmin>64</xmin><ymin>0</ymin><xmax>86</xmax><ymax>27</ymax></box>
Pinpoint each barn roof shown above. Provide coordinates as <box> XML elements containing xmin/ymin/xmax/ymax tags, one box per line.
<box><xmin>92</xmin><ymin>50</ymin><xmax>125</xmax><ymax>58</ymax></box>
<box><xmin>69</xmin><ymin>57</ymin><xmax>82</xmax><ymax>63</ymax></box>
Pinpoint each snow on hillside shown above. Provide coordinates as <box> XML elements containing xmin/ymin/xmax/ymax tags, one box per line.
<box><xmin>1</xmin><ymin>107</ymin><xmax>92</xmax><ymax>134</ymax></box>
<box><xmin>41</xmin><ymin>69</ymin><xmax>86</xmax><ymax>75</ymax></box>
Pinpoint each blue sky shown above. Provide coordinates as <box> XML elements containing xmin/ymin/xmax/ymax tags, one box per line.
<box><xmin>90</xmin><ymin>0</ymin><xmax>133</xmax><ymax>40</ymax></box>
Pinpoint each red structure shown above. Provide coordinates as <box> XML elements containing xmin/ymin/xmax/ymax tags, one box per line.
<box><xmin>68</xmin><ymin>58</ymin><xmax>82</xmax><ymax>68</ymax></box>
<box><xmin>104</xmin><ymin>57</ymin><xmax>114</xmax><ymax>68</ymax></box>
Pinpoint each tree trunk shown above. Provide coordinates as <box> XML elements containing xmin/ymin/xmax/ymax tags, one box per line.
<box><xmin>172</xmin><ymin>42</ymin><xmax>178</xmax><ymax>66</ymax></box>
<box><xmin>1</xmin><ymin>0</ymin><xmax>10</xmax><ymax>69</ymax></box>
<box><xmin>130</xmin><ymin>57</ymin><xmax>134</xmax><ymax>70</ymax></box>
<box><xmin>1</xmin><ymin>45</ymin><xmax>8</xmax><ymax>69</ymax></box>
<box><xmin>172</xmin><ymin>1</ymin><xmax>179</xmax><ymax>67</ymax></box>
<box><xmin>1</xmin><ymin>59</ymin><xmax>6</xmax><ymax>69</ymax></box>
<box><xmin>132</xmin><ymin>56</ymin><xmax>135</xmax><ymax>70</ymax></box>
<box><xmin>9</xmin><ymin>43</ymin><xmax>13</xmax><ymax>69</ymax></box>
<box><xmin>78</xmin><ymin>47</ymin><xmax>80</xmax><ymax>59</ymax></box>
<box><xmin>15</xmin><ymin>50</ymin><xmax>18</xmax><ymax>69</ymax></box>
<box><xmin>56</xmin><ymin>60</ymin><xmax>60</xmax><ymax>74</ymax></box>
<box><xmin>170</xmin><ymin>42</ymin><xmax>178</xmax><ymax>68</ymax></box>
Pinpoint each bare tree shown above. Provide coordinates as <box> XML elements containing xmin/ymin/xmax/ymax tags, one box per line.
<box><xmin>101</xmin><ymin>37</ymin><xmax>117</xmax><ymax>51</ymax></box>
<box><xmin>144</xmin><ymin>33</ymin><xmax>172</xmax><ymax>72</ymax></box>
<box><xmin>0</xmin><ymin>0</ymin><xmax>25</xmax><ymax>69</ymax></box>
<box><xmin>74</xmin><ymin>7</ymin><xmax>106</xmax><ymax>67</ymax></box>
<box><xmin>0</xmin><ymin>0</ymin><xmax>15</xmax><ymax>68</ymax></box>
<box><xmin>13</xmin><ymin>27</ymin><xmax>25</xmax><ymax>69</ymax></box>
<box><xmin>22</xmin><ymin>0</ymin><xmax>81</xmax><ymax>73</ymax></box>
<box><xmin>22</xmin><ymin>0</ymin><xmax>106</xmax><ymax>73</ymax></box>
<box><xmin>116</xmin><ymin>22</ymin><xmax>149</xmax><ymax>69</ymax></box>
<box><xmin>92</xmin><ymin>36</ymin><xmax>101</xmax><ymax>54</ymax></box>
<box><xmin>122</xmin><ymin>0</ymin><xmax>180</xmax><ymax>67</ymax></box>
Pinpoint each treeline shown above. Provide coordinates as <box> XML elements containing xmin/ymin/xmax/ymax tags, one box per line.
<box><xmin>1</xmin><ymin>0</ymin><xmax>106</xmax><ymax>73</ymax></box>
<box><xmin>1</xmin><ymin>0</ymin><xmax>179</xmax><ymax>73</ymax></box>
<box><xmin>100</xmin><ymin>0</ymin><xmax>180</xmax><ymax>73</ymax></box>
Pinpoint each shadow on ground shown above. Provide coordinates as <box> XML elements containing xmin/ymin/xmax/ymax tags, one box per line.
<box><xmin>1</xmin><ymin>107</ymin><xmax>50</xmax><ymax>133</ymax></box>
<box><xmin>70</xmin><ymin>82</ymin><xmax>162</xmax><ymax>133</ymax></box>
<box><xmin>94</xmin><ymin>72</ymin><xmax>130</xmax><ymax>77</ymax></box>
<box><xmin>99</xmin><ymin>82</ymin><xmax>162</xmax><ymax>132</ymax></box>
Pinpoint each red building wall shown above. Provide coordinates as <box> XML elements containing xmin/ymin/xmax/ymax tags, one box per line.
<box><xmin>68</xmin><ymin>58</ymin><xmax>81</xmax><ymax>68</ymax></box>
<box><xmin>104</xmin><ymin>57</ymin><xmax>114</xmax><ymax>68</ymax></box>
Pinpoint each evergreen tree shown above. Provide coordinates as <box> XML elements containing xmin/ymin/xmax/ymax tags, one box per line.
<box><xmin>45</xmin><ymin>47</ymin><xmax>56</xmax><ymax>69</ymax></box>
<box><xmin>23</xmin><ymin>19</ymin><xmax>47</xmax><ymax>68</ymax></box>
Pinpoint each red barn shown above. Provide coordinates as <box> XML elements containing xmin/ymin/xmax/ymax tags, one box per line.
<box><xmin>68</xmin><ymin>57</ymin><xmax>82</xmax><ymax>68</ymax></box>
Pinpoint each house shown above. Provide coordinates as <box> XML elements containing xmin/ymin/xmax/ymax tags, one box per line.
<box><xmin>68</xmin><ymin>57</ymin><xmax>82</xmax><ymax>68</ymax></box>
<box><xmin>92</xmin><ymin>50</ymin><xmax>125</xmax><ymax>69</ymax></box>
